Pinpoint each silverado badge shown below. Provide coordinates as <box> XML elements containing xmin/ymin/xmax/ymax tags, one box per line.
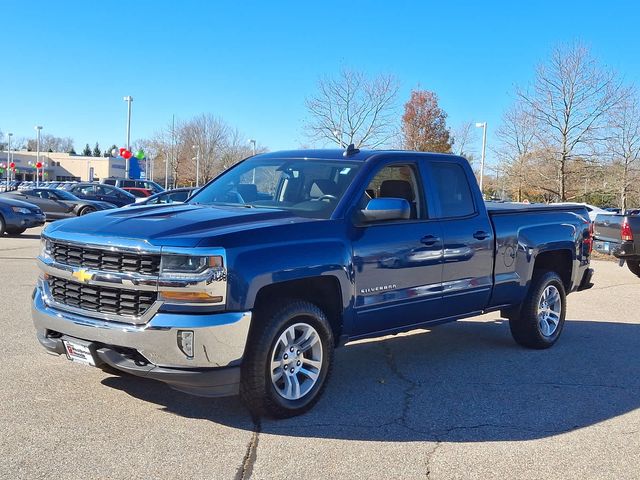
<box><xmin>72</xmin><ymin>269</ymin><xmax>93</xmax><ymax>284</ymax></box>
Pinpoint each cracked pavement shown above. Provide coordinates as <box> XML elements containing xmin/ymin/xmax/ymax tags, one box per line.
<box><xmin>2</xmin><ymin>227</ymin><xmax>640</xmax><ymax>479</ymax></box>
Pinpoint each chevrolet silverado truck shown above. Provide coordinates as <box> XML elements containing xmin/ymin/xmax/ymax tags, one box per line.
<box><xmin>33</xmin><ymin>148</ymin><xmax>594</xmax><ymax>418</ymax></box>
<box><xmin>594</xmin><ymin>213</ymin><xmax>640</xmax><ymax>277</ymax></box>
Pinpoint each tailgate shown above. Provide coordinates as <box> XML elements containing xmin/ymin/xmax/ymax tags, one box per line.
<box><xmin>594</xmin><ymin>214</ymin><xmax>623</xmax><ymax>244</ymax></box>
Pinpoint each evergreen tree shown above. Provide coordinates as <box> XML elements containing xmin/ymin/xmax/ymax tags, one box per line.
<box><xmin>82</xmin><ymin>143</ymin><xmax>91</xmax><ymax>156</ymax></box>
<box><xmin>93</xmin><ymin>142</ymin><xmax>101</xmax><ymax>157</ymax></box>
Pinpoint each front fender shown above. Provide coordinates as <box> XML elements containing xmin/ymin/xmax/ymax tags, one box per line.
<box><xmin>225</xmin><ymin>239</ymin><xmax>353</xmax><ymax>325</ymax></box>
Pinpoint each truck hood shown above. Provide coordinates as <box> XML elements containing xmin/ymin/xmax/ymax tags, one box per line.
<box><xmin>44</xmin><ymin>203</ymin><xmax>309</xmax><ymax>247</ymax></box>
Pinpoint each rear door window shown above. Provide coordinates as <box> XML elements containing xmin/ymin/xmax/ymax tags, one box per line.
<box><xmin>429</xmin><ymin>162</ymin><xmax>476</xmax><ymax>218</ymax></box>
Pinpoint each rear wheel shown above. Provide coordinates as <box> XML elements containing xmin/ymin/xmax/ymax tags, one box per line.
<box><xmin>627</xmin><ymin>259</ymin><xmax>640</xmax><ymax>278</ymax></box>
<box><xmin>240</xmin><ymin>300</ymin><xmax>334</xmax><ymax>418</ymax></box>
<box><xmin>509</xmin><ymin>271</ymin><xmax>566</xmax><ymax>349</ymax></box>
<box><xmin>0</xmin><ymin>215</ymin><xmax>5</xmax><ymax>235</ymax></box>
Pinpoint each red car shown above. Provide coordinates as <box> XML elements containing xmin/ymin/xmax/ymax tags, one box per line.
<box><xmin>122</xmin><ymin>187</ymin><xmax>153</xmax><ymax>199</ymax></box>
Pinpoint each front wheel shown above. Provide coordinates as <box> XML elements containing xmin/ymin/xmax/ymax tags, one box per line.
<box><xmin>240</xmin><ymin>301</ymin><xmax>334</xmax><ymax>418</ymax></box>
<box><xmin>627</xmin><ymin>259</ymin><xmax>640</xmax><ymax>278</ymax></box>
<box><xmin>509</xmin><ymin>271</ymin><xmax>566</xmax><ymax>349</ymax></box>
<box><xmin>6</xmin><ymin>227</ymin><xmax>26</xmax><ymax>235</ymax></box>
<box><xmin>79</xmin><ymin>206</ymin><xmax>96</xmax><ymax>216</ymax></box>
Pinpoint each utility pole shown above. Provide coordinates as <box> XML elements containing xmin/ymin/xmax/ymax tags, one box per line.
<box><xmin>123</xmin><ymin>96</ymin><xmax>133</xmax><ymax>178</ymax></box>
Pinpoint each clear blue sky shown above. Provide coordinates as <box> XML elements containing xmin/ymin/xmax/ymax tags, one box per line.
<box><xmin>2</xmin><ymin>0</ymin><xmax>639</xmax><ymax>166</ymax></box>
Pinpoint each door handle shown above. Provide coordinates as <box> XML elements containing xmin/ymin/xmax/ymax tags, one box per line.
<box><xmin>473</xmin><ymin>231</ymin><xmax>490</xmax><ymax>240</ymax></box>
<box><xmin>420</xmin><ymin>235</ymin><xmax>440</xmax><ymax>246</ymax></box>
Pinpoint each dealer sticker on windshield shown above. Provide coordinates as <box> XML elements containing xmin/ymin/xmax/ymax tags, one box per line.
<box><xmin>62</xmin><ymin>339</ymin><xmax>96</xmax><ymax>367</ymax></box>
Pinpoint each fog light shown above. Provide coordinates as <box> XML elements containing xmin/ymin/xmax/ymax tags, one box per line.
<box><xmin>177</xmin><ymin>330</ymin><xmax>194</xmax><ymax>358</ymax></box>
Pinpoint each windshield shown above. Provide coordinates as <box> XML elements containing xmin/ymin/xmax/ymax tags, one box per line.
<box><xmin>49</xmin><ymin>189</ymin><xmax>79</xmax><ymax>201</ymax></box>
<box><xmin>189</xmin><ymin>158</ymin><xmax>361</xmax><ymax>219</ymax></box>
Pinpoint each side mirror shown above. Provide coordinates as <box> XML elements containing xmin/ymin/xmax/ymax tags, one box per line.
<box><xmin>360</xmin><ymin>198</ymin><xmax>411</xmax><ymax>222</ymax></box>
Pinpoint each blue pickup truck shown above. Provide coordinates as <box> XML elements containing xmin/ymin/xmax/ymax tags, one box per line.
<box><xmin>33</xmin><ymin>148</ymin><xmax>594</xmax><ymax>418</ymax></box>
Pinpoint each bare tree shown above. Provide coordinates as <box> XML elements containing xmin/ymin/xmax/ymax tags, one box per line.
<box><xmin>517</xmin><ymin>42</ymin><xmax>624</xmax><ymax>200</ymax></box>
<box><xmin>305</xmin><ymin>69</ymin><xmax>399</xmax><ymax>148</ymax></box>
<box><xmin>494</xmin><ymin>103</ymin><xmax>539</xmax><ymax>201</ymax></box>
<box><xmin>607</xmin><ymin>90</ymin><xmax>640</xmax><ymax>211</ymax></box>
<box><xmin>26</xmin><ymin>134</ymin><xmax>74</xmax><ymax>153</ymax></box>
<box><xmin>451</xmin><ymin>121</ymin><xmax>477</xmax><ymax>161</ymax></box>
<box><xmin>181</xmin><ymin>114</ymin><xmax>229</xmax><ymax>183</ymax></box>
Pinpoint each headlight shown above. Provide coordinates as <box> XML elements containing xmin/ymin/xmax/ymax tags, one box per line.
<box><xmin>40</xmin><ymin>238</ymin><xmax>52</xmax><ymax>259</ymax></box>
<box><xmin>11</xmin><ymin>206</ymin><xmax>31</xmax><ymax>214</ymax></box>
<box><xmin>160</xmin><ymin>255</ymin><xmax>223</xmax><ymax>275</ymax></box>
<box><xmin>159</xmin><ymin>254</ymin><xmax>225</xmax><ymax>305</ymax></box>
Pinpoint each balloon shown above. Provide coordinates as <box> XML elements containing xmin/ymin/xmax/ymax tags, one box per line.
<box><xmin>135</xmin><ymin>149</ymin><xmax>145</xmax><ymax>160</ymax></box>
<box><xmin>123</xmin><ymin>150</ymin><xmax>132</xmax><ymax>159</ymax></box>
<box><xmin>119</xmin><ymin>147</ymin><xmax>127</xmax><ymax>157</ymax></box>
<box><xmin>36</xmin><ymin>162</ymin><xmax>42</xmax><ymax>169</ymax></box>
<box><xmin>111</xmin><ymin>148</ymin><xmax>118</xmax><ymax>157</ymax></box>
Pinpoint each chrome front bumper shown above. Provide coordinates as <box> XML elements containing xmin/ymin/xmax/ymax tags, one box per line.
<box><xmin>32</xmin><ymin>284</ymin><xmax>251</xmax><ymax>369</ymax></box>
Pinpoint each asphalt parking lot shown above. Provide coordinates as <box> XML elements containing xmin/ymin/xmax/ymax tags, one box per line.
<box><xmin>1</xmin><ymin>227</ymin><xmax>639</xmax><ymax>480</ymax></box>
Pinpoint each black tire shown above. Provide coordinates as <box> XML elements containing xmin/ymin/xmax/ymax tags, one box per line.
<box><xmin>0</xmin><ymin>215</ymin><xmax>5</xmax><ymax>235</ymax></box>
<box><xmin>627</xmin><ymin>260</ymin><xmax>640</xmax><ymax>278</ymax></box>
<box><xmin>79</xmin><ymin>206</ymin><xmax>96</xmax><ymax>216</ymax></box>
<box><xmin>5</xmin><ymin>227</ymin><xmax>27</xmax><ymax>235</ymax></box>
<box><xmin>240</xmin><ymin>300</ymin><xmax>334</xmax><ymax>419</ymax></box>
<box><xmin>509</xmin><ymin>271</ymin><xmax>566</xmax><ymax>349</ymax></box>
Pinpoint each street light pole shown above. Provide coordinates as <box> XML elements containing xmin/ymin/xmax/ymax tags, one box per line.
<box><xmin>192</xmin><ymin>144</ymin><xmax>200</xmax><ymax>187</ymax></box>
<box><xmin>248</xmin><ymin>139</ymin><xmax>257</xmax><ymax>183</ymax></box>
<box><xmin>475</xmin><ymin>122</ymin><xmax>487</xmax><ymax>196</ymax></box>
<box><xmin>35</xmin><ymin>126</ymin><xmax>43</xmax><ymax>187</ymax></box>
<box><xmin>6</xmin><ymin>133</ymin><xmax>13</xmax><ymax>191</ymax></box>
<box><xmin>124</xmin><ymin>96</ymin><xmax>133</xmax><ymax>178</ymax></box>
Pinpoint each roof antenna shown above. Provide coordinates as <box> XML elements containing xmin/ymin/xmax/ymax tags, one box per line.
<box><xmin>343</xmin><ymin>143</ymin><xmax>360</xmax><ymax>157</ymax></box>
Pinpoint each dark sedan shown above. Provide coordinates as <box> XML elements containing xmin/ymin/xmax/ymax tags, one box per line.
<box><xmin>0</xmin><ymin>196</ymin><xmax>46</xmax><ymax>235</ymax></box>
<box><xmin>0</xmin><ymin>188</ymin><xmax>116</xmax><ymax>219</ymax></box>
<box><xmin>62</xmin><ymin>182</ymin><xmax>136</xmax><ymax>207</ymax></box>
<box><xmin>123</xmin><ymin>187</ymin><xmax>198</xmax><ymax>207</ymax></box>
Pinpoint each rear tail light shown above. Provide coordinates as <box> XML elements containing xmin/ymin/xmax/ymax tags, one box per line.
<box><xmin>622</xmin><ymin>221</ymin><xmax>634</xmax><ymax>242</ymax></box>
<box><xmin>586</xmin><ymin>221</ymin><xmax>594</xmax><ymax>253</ymax></box>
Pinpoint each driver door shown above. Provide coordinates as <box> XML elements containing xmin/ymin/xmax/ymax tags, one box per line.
<box><xmin>351</xmin><ymin>161</ymin><xmax>444</xmax><ymax>336</ymax></box>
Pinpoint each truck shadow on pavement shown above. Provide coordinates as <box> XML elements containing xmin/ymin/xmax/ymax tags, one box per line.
<box><xmin>102</xmin><ymin>319</ymin><xmax>640</xmax><ymax>442</ymax></box>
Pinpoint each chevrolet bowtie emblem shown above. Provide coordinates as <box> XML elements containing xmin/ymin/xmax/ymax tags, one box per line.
<box><xmin>72</xmin><ymin>269</ymin><xmax>93</xmax><ymax>283</ymax></box>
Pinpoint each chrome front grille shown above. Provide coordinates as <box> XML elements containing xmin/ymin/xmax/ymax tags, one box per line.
<box><xmin>51</xmin><ymin>242</ymin><xmax>161</xmax><ymax>275</ymax></box>
<box><xmin>48</xmin><ymin>276</ymin><xmax>157</xmax><ymax>318</ymax></box>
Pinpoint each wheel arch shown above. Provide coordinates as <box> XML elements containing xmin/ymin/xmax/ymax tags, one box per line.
<box><xmin>252</xmin><ymin>276</ymin><xmax>345</xmax><ymax>345</ymax></box>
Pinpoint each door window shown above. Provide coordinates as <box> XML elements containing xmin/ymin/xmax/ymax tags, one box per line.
<box><xmin>430</xmin><ymin>163</ymin><xmax>475</xmax><ymax>218</ymax></box>
<box><xmin>362</xmin><ymin>164</ymin><xmax>423</xmax><ymax>219</ymax></box>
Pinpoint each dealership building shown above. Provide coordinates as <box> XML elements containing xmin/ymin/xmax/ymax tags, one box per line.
<box><xmin>0</xmin><ymin>151</ymin><xmax>127</xmax><ymax>182</ymax></box>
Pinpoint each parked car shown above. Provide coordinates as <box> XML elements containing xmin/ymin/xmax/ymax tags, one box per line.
<box><xmin>604</xmin><ymin>207</ymin><xmax>621</xmax><ymax>214</ymax></box>
<box><xmin>0</xmin><ymin>188</ymin><xmax>116</xmax><ymax>219</ymax></box>
<box><xmin>18</xmin><ymin>181</ymin><xmax>35</xmax><ymax>191</ymax></box>
<box><xmin>61</xmin><ymin>182</ymin><xmax>136</xmax><ymax>207</ymax></box>
<box><xmin>33</xmin><ymin>148</ymin><xmax>594</xmax><ymax>418</ymax></box>
<box><xmin>0</xmin><ymin>196</ymin><xmax>46</xmax><ymax>235</ymax></box>
<box><xmin>551</xmin><ymin>202</ymin><xmax>614</xmax><ymax>222</ymax></box>
<box><xmin>122</xmin><ymin>187</ymin><xmax>198</xmax><ymax>207</ymax></box>
<box><xmin>594</xmin><ymin>213</ymin><xmax>640</xmax><ymax>277</ymax></box>
<box><xmin>122</xmin><ymin>187</ymin><xmax>153</xmax><ymax>200</ymax></box>
<box><xmin>101</xmin><ymin>177</ymin><xmax>164</xmax><ymax>194</ymax></box>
